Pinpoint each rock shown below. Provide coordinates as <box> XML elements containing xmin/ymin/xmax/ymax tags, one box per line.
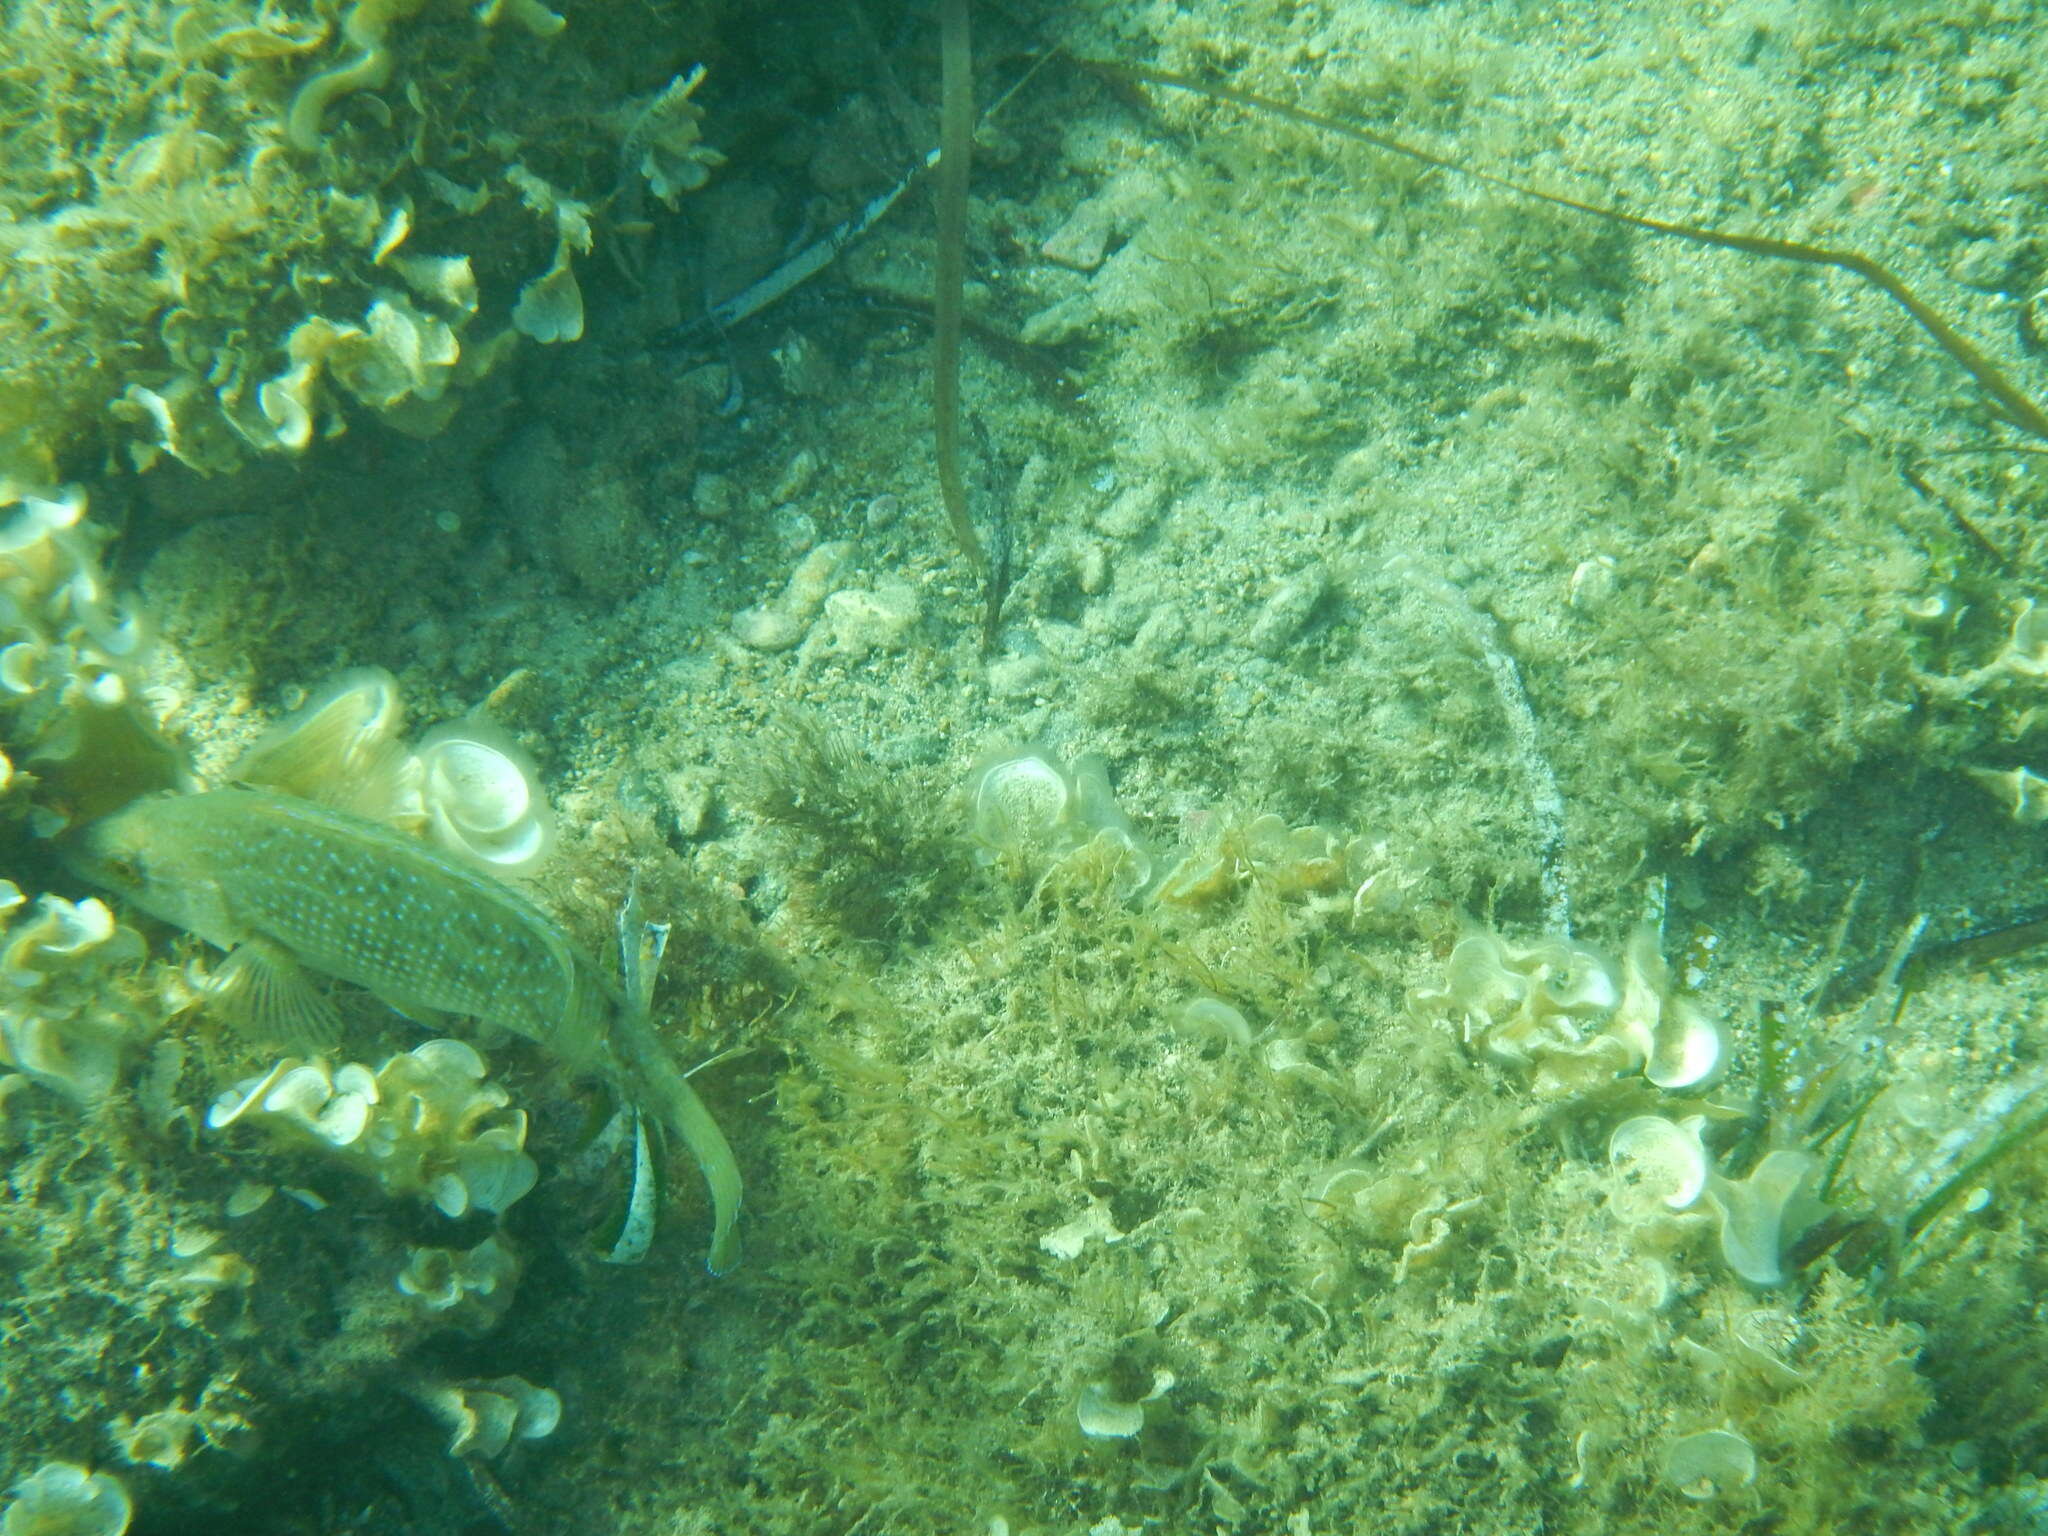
<box><xmin>1247</xmin><ymin>564</ymin><xmax>1329</xmax><ymax>657</ymax></box>
<box><xmin>819</xmin><ymin>583</ymin><xmax>920</xmax><ymax>660</ymax></box>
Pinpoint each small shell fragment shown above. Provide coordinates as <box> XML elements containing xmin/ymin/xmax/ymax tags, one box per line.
<box><xmin>1176</xmin><ymin>997</ymin><xmax>1252</xmax><ymax>1051</ymax></box>
<box><xmin>1661</xmin><ymin>1428</ymin><xmax>1757</xmax><ymax>1500</ymax></box>
<box><xmin>1076</xmin><ymin>1370</ymin><xmax>1173</xmax><ymax>1441</ymax></box>
<box><xmin>1902</xmin><ymin>589</ymin><xmax>1956</xmax><ymax>627</ymax></box>
<box><xmin>1644</xmin><ymin>1000</ymin><xmax>1721</xmax><ymax>1090</ymax></box>
<box><xmin>973</xmin><ymin>753</ymin><xmax>1072</xmax><ymax>851</ymax></box>
<box><xmin>1704</xmin><ymin>1149</ymin><xmax>1823</xmax><ymax>1286</ymax></box>
<box><xmin>2</xmin><ymin>1463</ymin><xmax>132</xmax><ymax>1536</ymax></box>
<box><xmin>1966</xmin><ymin>765</ymin><xmax>2048</xmax><ymax>826</ymax></box>
<box><xmin>2002</xmin><ymin>600</ymin><xmax>2048</xmax><ymax>677</ymax></box>
<box><xmin>1076</xmin><ymin>1384</ymin><xmax>1145</xmax><ymax>1440</ymax></box>
<box><xmin>168</xmin><ymin>1226</ymin><xmax>223</xmax><ymax>1259</ymax></box>
<box><xmin>1039</xmin><ymin>1202</ymin><xmax>1123</xmax><ymax>1260</ymax></box>
<box><xmin>225</xmin><ymin>1182</ymin><xmax>276</xmax><ymax>1219</ymax></box>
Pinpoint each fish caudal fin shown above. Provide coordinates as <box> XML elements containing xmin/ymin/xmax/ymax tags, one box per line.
<box><xmin>621</xmin><ymin>1035</ymin><xmax>742</xmax><ymax>1274</ymax></box>
<box><xmin>601</xmin><ymin>1111</ymin><xmax>660</xmax><ymax>1266</ymax></box>
<box><xmin>610</xmin><ymin>1021</ymin><xmax>742</xmax><ymax>1273</ymax></box>
<box><xmin>669</xmin><ymin>1066</ymin><xmax>742</xmax><ymax>1274</ymax></box>
<box><xmin>615</xmin><ymin>883</ymin><xmax>742</xmax><ymax>1273</ymax></box>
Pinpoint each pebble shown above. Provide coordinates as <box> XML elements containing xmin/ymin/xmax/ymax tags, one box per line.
<box><xmin>1248</xmin><ymin>564</ymin><xmax>1329</xmax><ymax>657</ymax></box>
<box><xmin>676</xmin><ymin>363</ymin><xmax>730</xmax><ymax>410</ymax></box>
<box><xmin>1567</xmin><ymin>556</ymin><xmax>1618</xmax><ymax>611</ymax></box>
<box><xmin>1040</xmin><ymin>196</ymin><xmax>1118</xmax><ymax>272</ymax></box>
<box><xmin>664</xmin><ymin>770</ymin><xmax>717</xmax><ymax>840</ymax></box>
<box><xmin>1085</xmin><ymin>592</ymin><xmax>1150</xmax><ymax>644</ymax></box>
<box><xmin>769</xmin><ymin>504</ymin><xmax>818</xmax><ymax>556</ymax></box>
<box><xmin>1019</xmin><ymin>292</ymin><xmax>1093</xmax><ymax>346</ymax></box>
<box><xmin>1077</xmin><ymin>541</ymin><xmax>1111</xmax><ymax>595</ymax></box>
<box><xmin>1036</xmin><ymin>620</ymin><xmax>1088</xmax><ymax>662</ymax></box>
<box><xmin>692</xmin><ymin>471</ymin><xmax>738</xmax><ymax>521</ymax></box>
<box><xmin>1327</xmin><ymin>445</ymin><xmax>1380</xmax><ymax>498</ymax></box>
<box><xmin>1095</xmin><ymin>479</ymin><xmax>1166</xmax><ymax>540</ymax></box>
<box><xmin>772</xmin><ymin>332</ymin><xmax>837</xmax><ymax>398</ymax></box>
<box><xmin>987</xmin><ymin>652</ymin><xmax>1050</xmax><ymax>698</ymax></box>
<box><xmin>732</xmin><ymin>607</ymin><xmax>806</xmax><ymax>651</ymax></box>
<box><xmin>1947</xmin><ymin>236</ymin><xmax>2020</xmax><ymax>292</ymax></box>
<box><xmin>819</xmin><ymin>583</ymin><xmax>920</xmax><ymax>660</ymax></box>
<box><xmin>1013</xmin><ymin>453</ymin><xmax>1054</xmax><ymax>514</ymax></box>
<box><xmin>1131</xmin><ymin>605</ymin><xmax>1187</xmax><ymax>661</ymax></box>
<box><xmin>773</xmin><ymin>447</ymin><xmax>821</xmax><ymax>504</ymax></box>
<box><xmin>732</xmin><ymin>540</ymin><xmax>853</xmax><ymax>652</ymax></box>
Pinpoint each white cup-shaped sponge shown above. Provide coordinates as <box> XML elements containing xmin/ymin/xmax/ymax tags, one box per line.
<box><xmin>415</xmin><ymin>720</ymin><xmax>554</xmax><ymax>876</ymax></box>
<box><xmin>3</xmin><ymin>1462</ymin><xmax>132</xmax><ymax>1536</ymax></box>
<box><xmin>1608</xmin><ymin>1114</ymin><xmax>1710</xmax><ymax>1219</ymax></box>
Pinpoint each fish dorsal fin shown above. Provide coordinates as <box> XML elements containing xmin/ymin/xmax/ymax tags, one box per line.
<box><xmin>209</xmin><ymin>936</ymin><xmax>343</xmax><ymax>1052</ymax></box>
<box><xmin>229</xmin><ymin>668</ymin><xmax>424</xmax><ymax>829</ymax></box>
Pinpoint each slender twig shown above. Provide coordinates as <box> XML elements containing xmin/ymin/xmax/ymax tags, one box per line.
<box><xmin>1076</xmin><ymin>59</ymin><xmax>2048</xmax><ymax>447</ymax></box>
<box><xmin>1904</xmin><ymin>1084</ymin><xmax>2048</xmax><ymax>1245</ymax></box>
<box><xmin>1387</xmin><ymin>556</ymin><xmax>1570</xmax><ymax>934</ymax></box>
<box><xmin>934</xmin><ymin>0</ymin><xmax>987</xmax><ymax>574</ymax></box>
<box><xmin>656</xmin><ymin>54</ymin><xmax>1052</xmax><ymax>345</ymax></box>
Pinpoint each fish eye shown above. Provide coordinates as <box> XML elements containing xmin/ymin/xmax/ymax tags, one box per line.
<box><xmin>89</xmin><ymin>843</ymin><xmax>145</xmax><ymax>886</ymax></box>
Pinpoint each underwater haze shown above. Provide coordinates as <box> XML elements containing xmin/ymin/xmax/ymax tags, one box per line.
<box><xmin>6</xmin><ymin>0</ymin><xmax>2048</xmax><ymax>1532</ymax></box>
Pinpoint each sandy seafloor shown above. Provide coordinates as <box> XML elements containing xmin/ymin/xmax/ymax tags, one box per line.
<box><xmin>11</xmin><ymin>0</ymin><xmax>2048</xmax><ymax>1532</ymax></box>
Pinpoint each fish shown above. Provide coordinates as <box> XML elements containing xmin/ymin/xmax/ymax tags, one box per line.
<box><xmin>67</xmin><ymin>784</ymin><xmax>741</xmax><ymax>1273</ymax></box>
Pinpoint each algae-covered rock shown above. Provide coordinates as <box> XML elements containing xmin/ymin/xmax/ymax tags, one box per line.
<box><xmin>207</xmin><ymin>1039</ymin><xmax>540</xmax><ymax>1218</ymax></box>
<box><xmin>0</xmin><ymin>482</ymin><xmax>183</xmax><ymax>828</ymax></box>
<box><xmin>0</xmin><ymin>888</ymin><xmax>151</xmax><ymax>1104</ymax></box>
<box><xmin>0</xmin><ymin>0</ymin><xmax>729</xmax><ymax>479</ymax></box>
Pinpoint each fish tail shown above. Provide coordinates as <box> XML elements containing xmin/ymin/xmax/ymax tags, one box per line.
<box><xmin>617</xmin><ymin>1016</ymin><xmax>743</xmax><ymax>1274</ymax></box>
<box><xmin>613</xmin><ymin>883</ymin><xmax>741</xmax><ymax>1273</ymax></box>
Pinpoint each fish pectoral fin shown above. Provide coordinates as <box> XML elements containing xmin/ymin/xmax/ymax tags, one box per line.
<box><xmin>209</xmin><ymin>938</ymin><xmax>343</xmax><ymax>1051</ymax></box>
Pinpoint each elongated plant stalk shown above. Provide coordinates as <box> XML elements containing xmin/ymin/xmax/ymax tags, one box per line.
<box><xmin>933</xmin><ymin>0</ymin><xmax>987</xmax><ymax>574</ymax></box>
<box><xmin>1079</xmin><ymin>59</ymin><xmax>2048</xmax><ymax>447</ymax></box>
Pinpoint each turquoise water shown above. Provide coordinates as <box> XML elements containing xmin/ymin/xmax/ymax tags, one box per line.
<box><xmin>4</xmin><ymin>1</ymin><xmax>2048</xmax><ymax>1531</ymax></box>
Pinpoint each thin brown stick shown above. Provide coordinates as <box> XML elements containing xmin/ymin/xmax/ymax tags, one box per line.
<box><xmin>1078</xmin><ymin>58</ymin><xmax>2048</xmax><ymax>448</ymax></box>
<box><xmin>934</xmin><ymin>0</ymin><xmax>987</xmax><ymax>573</ymax></box>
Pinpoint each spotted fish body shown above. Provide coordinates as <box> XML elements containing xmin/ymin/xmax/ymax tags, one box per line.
<box><xmin>72</xmin><ymin>786</ymin><xmax>740</xmax><ymax>1272</ymax></box>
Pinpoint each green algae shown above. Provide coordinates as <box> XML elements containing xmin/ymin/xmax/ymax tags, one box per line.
<box><xmin>10</xmin><ymin>0</ymin><xmax>2048</xmax><ymax>1532</ymax></box>
<box><xmin>0</xmin><ymin>0</ymin><xmax>727</xmax><ymax>479</ymax></box>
